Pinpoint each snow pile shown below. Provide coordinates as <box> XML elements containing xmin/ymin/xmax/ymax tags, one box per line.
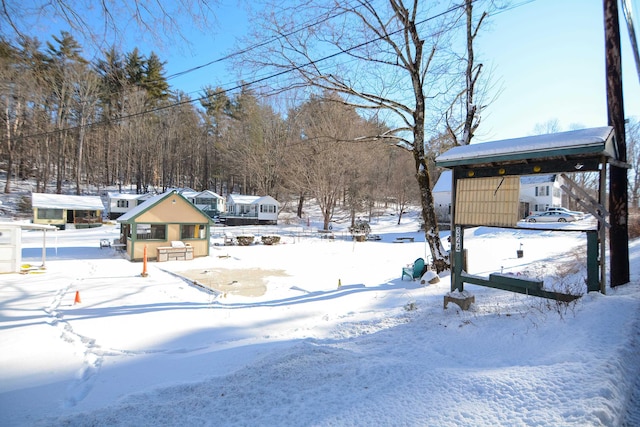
<box><xmin>0</xmin><ymin>212</ymin><xmax>639</xmax><ymax>426</ymax></box>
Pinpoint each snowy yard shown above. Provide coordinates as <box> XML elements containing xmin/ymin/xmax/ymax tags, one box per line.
<box><xmin>1</xmin><ymin>211</ymin><xmax>639</xmax><ymax>426</ymax></box>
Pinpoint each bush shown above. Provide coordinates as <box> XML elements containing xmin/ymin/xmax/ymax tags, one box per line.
<box><xmin>261</xmin><ymin>235</ymin><xmax>281</xmax><ymax>245</ymax></box>
<box><xmin>349</xmin><ymin>219</ymin><xmax>370</xmax><ymax>240</ymax></box>
<box><xmin>236</xmin><ymin>235</ymin><xmax>255</xmax><ymax>246</ymax></box>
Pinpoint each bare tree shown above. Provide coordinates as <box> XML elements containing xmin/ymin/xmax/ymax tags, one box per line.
<box><xmin>68</xmin><ymin>63</ymin><xmax>101</xmax><ymax>194</ymax></box>
<box><xmin>0</xmin><ymin>0</ymin><xmax>218</xmax><ymax>54</ymax></box>
<box><xmin>244</xmin><ymin>0</ymin><xmax>491</xmax><ymax>271</ymax></box>
<box><xmin>532</xmin><ymin>119</ymin><xmax>561</xmax><ymax>135</ymax></box>
<box><xmin>200</xmin><ymin>86</ymin><xmax>232</xmax><ymax>193</ymax></box>
<box><xmin>0</xmin><ymin>41</ymin><xmax>24</xmax><ymax>193</ymax></box>
<box><xmin>289</xmin><ymin>93</ymin><xmax>370</xmax><ymax>230</ymax></box>
<box><xmin>386</xmin><ymin>148</ymin><xmax>420</xmax><ymax>224</ymax></box>
<box><xmin>445</xmin><ymin>0</ymin><xmax>488</xmax><ymax>147</ymax></box>
<box><xmin>247</xmin><ymin>103</ymin><xmax>289</xmax><ymax>197</ymax></box>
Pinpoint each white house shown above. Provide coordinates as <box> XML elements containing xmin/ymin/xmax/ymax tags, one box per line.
<box><xmin>107</xmin><ymin>192</ymin><xmax>153</xmax><ymax>220</ymax></box>
<box><xmin>519</xmin><ymin>174</ymin><xmax>562</xmax><ymax>215</ymax></box>
<box><xmin>432</xmin><ymin>172</ymin><xmax>564</xmax><ymax>222</ymax></box>
<box><xmin>181</xmin><ymin>190</ymin><xmax>226</xmax><ymax>220</ymax></box>
<box><xmin>432</xmin><ymin>170</ymin><xmax>453</xmax><ymax>223</ymax></box>
<box><xmin>223</xmin><ymin>194</ymin><xmax>279</xmax><ymax>226</ymax></box>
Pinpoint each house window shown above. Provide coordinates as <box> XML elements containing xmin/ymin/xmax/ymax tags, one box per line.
<box><xmin>136</xmin><ymin>224</ymin><xmax>166</xmax><ymax>240</ymax></box>
<box><xmin>37</xmin><ymin>208</ymin><xmax>63</xmax><ymax>220</ymax></box>
<box><xmin>535</xmin><ymin>185</ymin><xmax>549</xmax><ymax>197</ymax></box>
<box><xmin>181</xmin><ymin>224</ymin><xmax>206</xmax><ymax>240</ymax></box>
<box><xmin>195</xmin><ymin>197</ymin><xmax>215</xmax><ymax>206</ymax></box>
<box><xmin>260</xmin><ymin>205</ymin><xmax>276</xmax><ymax>213</ymax></box>
<box><xmin>117</xmin><ymin>200</ymin><xmax>129</xmax><ymax>208</ymax></box>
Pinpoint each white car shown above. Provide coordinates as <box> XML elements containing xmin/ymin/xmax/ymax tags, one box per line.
<box><xmin>526</xmin><ymin>211</ymin><xmax>578</xmax><ymax>223</ymax></box>
<box><xmin>546</xmin><ymin>207</ymin><xmax>585</xmax><ymax>218</ymax></box>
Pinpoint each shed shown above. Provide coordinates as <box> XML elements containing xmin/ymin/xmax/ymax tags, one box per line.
<box><xmin>116</xmin><ymin>190</ymin><xmax>213</xmax><ymax>261</ymax></box>
<box><xmin>31</xmin><ymin>193</ymin><xmax>105</xmax><ymax>230</ymax></box>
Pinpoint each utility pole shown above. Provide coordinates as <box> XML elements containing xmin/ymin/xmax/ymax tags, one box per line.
<box><xmin>604</xmin><ymin>0</ymin><xmax>630</xmax><ymax>286</ymax></box>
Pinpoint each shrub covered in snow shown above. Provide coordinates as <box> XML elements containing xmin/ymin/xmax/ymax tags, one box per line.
<box><xmin>349</xmin><ymin>219</ymin><xmax>370</xmax><ymax>241</ymax></box>
<box><xmin>261</xmin><ymin>235</ymin><xmax>281</xmax><ymax>245</ymax></box>
<box><xmin>236</xmin><ymin>235</ymin><xmax>255</xmax><ymax>246</ymax></box>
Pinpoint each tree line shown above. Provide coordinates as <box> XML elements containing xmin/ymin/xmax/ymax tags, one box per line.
<box><xmin>0</xmin><ymin>32</ymin><xmax>421</xmax><ymax>228</ymax></box>
<box><xmin>6</xmin><ymin>1</ymin><xmax>635</xmax><ymax>273</ymax></box>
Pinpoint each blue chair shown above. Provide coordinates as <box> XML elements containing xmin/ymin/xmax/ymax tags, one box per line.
<box><xmin>402</xmin><ymin>258</ymin><xmax>425</xmax><ymax>281</ymax></box>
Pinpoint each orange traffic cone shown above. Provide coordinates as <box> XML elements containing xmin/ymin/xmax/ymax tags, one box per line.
<box><xmin>141</xmin><ymin>245</ymin><xmax>149</xmax><ymax>277</ymax></box>
<box><xmin>74</xmin><ymin>291</ymin><xmax>81</xmax><ymax>304</ymax></box>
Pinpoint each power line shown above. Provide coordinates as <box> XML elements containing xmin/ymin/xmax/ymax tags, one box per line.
<box><xmin>8</xmin><ymin>0</ymin><xmax>517</xmax><ymax>143</ymax></box>
<box><xmin>165</xmin><ymin>4</ymin><xmax>355</xmax><ymax>81</ymax></box>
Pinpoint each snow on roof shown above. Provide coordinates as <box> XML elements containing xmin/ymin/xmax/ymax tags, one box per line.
<box><xmin>436</xmin><ymin>126</ymin><xmax>615</xmax><ymax>166</ymax></box>
<box><xmin>228</xmin><ymin>194</ymin><xmax>261</xmax><ymax>204</ymax></box>
<box><xmin>0</xmin><ymin>221</ymin><xmax>58</xmax><ymax>230</ymax></box>
<box><xmin>227</xmin><ymin>194</ymin><xmax>279</xmax><ymax>205</ymax></box>
<box><xmin>167</xmin><ymin>187</ymin><xmax>196</xmax><ymax>195</ymax></box>
<box><xmin>195</xmin><ymin>190</ymin><xmax>224</xmax><ymax>199</ymax></box>
<box><xmin>180</xmin><ymin>191</ymin><xmax>199</xmax><ymax>199</ymax></box>
<box><xmin>432</xmin><ymin>170</ymin><xmax>452</xmax><ymax>193</ymax></box>
<box><xmin>107</xmin><ymin>192</ymin><xmax>150</xmax><ymax>200</ymax></box>
<box><xmin>31</xmin><ymin>193</ymin><xmax>105</xmax><ymax>211</ymax></box>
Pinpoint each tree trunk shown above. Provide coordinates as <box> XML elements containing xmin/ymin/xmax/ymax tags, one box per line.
<box><xmin>297</xmin><ymin>193</ymin><xmax>305</xmax><ymax>218</ymax></box>
<box><xmin>75</xmin><ymin>116</ymin><xmax>86</xmax><ymax>195</ymax></box>
<box><xmin>3</xmin><ymin>153</ymin><xmax>12</xmax><ymax>193</ymax></box>
<box><xmin>411</xmin><ymin>56</ymin><xmax>449</xmax><ymax>272</ymax></box>
<box><xmin>415</xmin><ymin>153</ymin><xmax>448</xmax><ymax>272</ymax></box>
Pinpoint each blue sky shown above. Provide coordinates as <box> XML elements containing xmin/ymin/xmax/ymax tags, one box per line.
<box><xmin>152</xmin><ymin>0</ymin><xmax>639</xmax><ymax>143</ymax></box>
<box><xmin>472</xmin><ymin>0</ymin><xmax>640</xmax><ymax>142</ymax></box>
<box><xmin>24</xmin><ymin>0</ymin><xmax>640</xmax><ymax>143</ymax></box>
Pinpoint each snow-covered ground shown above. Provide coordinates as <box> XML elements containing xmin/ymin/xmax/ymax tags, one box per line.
<box><xmin>1</xmin><ymin>210</ymin><xmax>639</xmax><ymax>426</ymax></box>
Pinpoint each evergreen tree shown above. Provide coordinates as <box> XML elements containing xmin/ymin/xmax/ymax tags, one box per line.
<box><xmin>142</xmin><ymin>52</ymin><xmax>169</xmax><ymax>102</ymax></box>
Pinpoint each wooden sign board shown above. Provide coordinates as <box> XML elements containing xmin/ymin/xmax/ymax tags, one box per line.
<box><xmin>455</xmin><ymin>176</ymin><xmax>520</xmax><ymax>227</ymax></box>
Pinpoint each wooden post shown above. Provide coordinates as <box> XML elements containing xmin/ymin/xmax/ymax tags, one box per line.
<box><xmin>141</xmin><ymin>245</ymin><xmax>148</xmax><ymax>277</ymax></box>
<box><xmin>450</xmin><ymin>170</ymin><xmax>462</xmax><ymax>292</ymax></box>
<box><xmin>604</xmin><ymin>0</ymin><xmax>630</xmax><ymax>286</ymax></box>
